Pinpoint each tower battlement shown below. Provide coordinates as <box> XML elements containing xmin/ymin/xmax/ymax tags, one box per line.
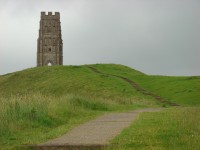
<box><xmin>41</xmin><ymin>12</ymin><xmax>60</xmax><ymax>19</ymax></box>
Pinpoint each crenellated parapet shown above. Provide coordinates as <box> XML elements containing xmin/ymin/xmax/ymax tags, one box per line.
<box><xmin>41</xmin><ymin>12</ymin><xmax>60</xmax><ymax>19</ymax></box>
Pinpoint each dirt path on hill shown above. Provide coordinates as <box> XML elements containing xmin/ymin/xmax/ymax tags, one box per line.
<box><xmin>33</xmin><ymin>108</ymin><xmax>164</xmax><ymax>150</ymax></box>
<box><xmin>87</xmin><ymin>66</ymin><xmax>179</xmax><ymax>106</ymax></box>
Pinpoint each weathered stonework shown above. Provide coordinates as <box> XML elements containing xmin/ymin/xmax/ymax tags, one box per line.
<box><xmin>37</xmin><ymin>12</ymin><xmax>63</xmax><ymax>66</ymax></box>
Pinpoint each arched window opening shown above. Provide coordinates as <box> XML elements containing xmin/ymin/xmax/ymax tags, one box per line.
<box><xmin>48</xmin><ymin>62</ymin><xmax>52</xmax><ymax>66</ymax></box>
<box><xmin>49</xmin><ymin>48</ymin><xmax>51</xmax><ymax>52</ymax></box>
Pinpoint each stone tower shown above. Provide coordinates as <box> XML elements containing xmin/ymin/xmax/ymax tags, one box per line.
<box><xmin>37</xmin><ymin>12</ymin><xmax>63</xmax><ymax>66</ymax></box>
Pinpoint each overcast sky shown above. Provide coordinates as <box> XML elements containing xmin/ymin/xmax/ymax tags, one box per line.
<box><xmin>0</xmin><ymin>0</ymin><xmax>199</xmax><ymax>76</ymax></box>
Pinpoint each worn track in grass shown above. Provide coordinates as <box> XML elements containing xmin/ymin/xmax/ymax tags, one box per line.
<box><xmin>87</xmin><ymin>66</ymin><xmax>179</xmax><ymax>106</ymax></box>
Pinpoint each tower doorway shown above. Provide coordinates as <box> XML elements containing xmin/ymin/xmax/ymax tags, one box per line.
<box><xmin>48</xmin><ymin>62</ymin><xmax>52</xmax><ymax>66</ymax></box>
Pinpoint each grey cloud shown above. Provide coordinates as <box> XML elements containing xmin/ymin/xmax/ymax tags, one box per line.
<box><xmin>0</xmin><ymin>0</ymin><xmax>200</xmax><ymax>76</ymax></box>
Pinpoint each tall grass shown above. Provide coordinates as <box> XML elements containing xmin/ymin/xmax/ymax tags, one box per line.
<box><xmin>0</xmin><ymin>92</ymin><xmax>157</xmax><ymax>149</ymax></box>
<box><xmin>0</xmin><ymin>94</ymin><xmax>106</xmax><ymax>148</ymax></box>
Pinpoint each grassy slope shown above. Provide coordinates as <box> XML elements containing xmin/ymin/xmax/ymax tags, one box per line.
<box><xmin>0</xmin><ymin>65</ymin><xmax>149</xmax><ymax>100</ymax></box>
<box><xmin>0</xmin><ymin>64</ymin><xmax>199</xmax><ymax>149</ymax></box>
<box><xmin>0</xmin><ymin>65</ymin><xmax>158</xmax><ymax>149</ymax></box>
<box><xmin>92</xmin><ymin>64</ymin><xmax>200</xmax><ymax>106</ymax></box>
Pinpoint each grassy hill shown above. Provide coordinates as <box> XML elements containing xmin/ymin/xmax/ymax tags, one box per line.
<box><xmin>92</xmin><ymin>64</ymin><xmax>200</xmax><ymax>106</ymax></box>
<box><xmin>0</xmin><ymin>65</ymin><xmax>147</xmax><ymax>99</ymax></box>
<box><xmin>0</xmin><ymin>64</ymin><xmax>199</xmax><ymax>149</ymax></box>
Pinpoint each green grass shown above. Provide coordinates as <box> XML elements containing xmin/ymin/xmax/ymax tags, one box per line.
<box><xmin>0</xmin><ymin>94</ymin><xmax>121</xmax><ymax>149</ymax></box>
<box><xmin>0</xmin><ymin>64</ymin><xmax>199</xmax><ymax>149</ymax></box>
<box><xmin>0</xmin><ymin>94</ymin><xmax>138</xmax><ymax>149</ymax></box>
<box><xmin>92</xmin><ymin>64</ymin><xmax>200</xmax><ymax>106</ymax></box>
<box><xmin>0</xmin><ymin>65</ymin><xmax>152</xmax><ymax>100</ymax></box>
<box><xmin>0</xmin><ymin>65</ymin><xmax>159</xmax><ymax>149</ymax></box>
<box><xmin>108</xmin><ymin>107</ymin><xmax>200</xmax><ymax>150</ymax></box>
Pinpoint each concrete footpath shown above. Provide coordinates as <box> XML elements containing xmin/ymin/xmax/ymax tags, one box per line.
<box><xmin>34</xmin><ymin>108</ymin><xmax>164</xmax><ymax>150</ymax></box>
